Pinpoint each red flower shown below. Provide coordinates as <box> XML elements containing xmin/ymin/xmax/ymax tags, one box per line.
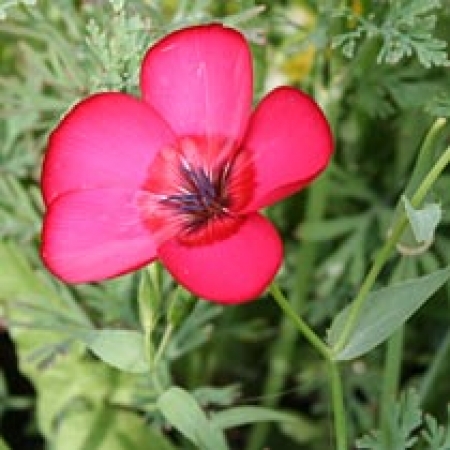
<box><xmin>41</xmin><ymin>25</ymin><xmax>333</xmax><ymax>304</ymax></box>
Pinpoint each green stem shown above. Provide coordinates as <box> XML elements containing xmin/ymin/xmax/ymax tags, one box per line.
<box><xmin>380</xmin><ymin>257</ymin><xmax>412</xmax><ymax>429</ymax></box>
<box><xmin>269</xmin><ymin>283</ymin><xmax>331</xmax><ymax>361</ymax></box>
<box><xmin>329</xmin><ymin>362</ymin><xmax>348</xmax><ymax>450</ymax></box>
<box><xmin>245</xmin><ymin>174</ymin><xmax>330</xmax><ymax>450</ymax></box>
<box><xmin>419</xmin><ymin>326</ymin><xmax>450</xmax><ymax>407</ymax></box>
<box><xmin>270</xmin><ymin>283</ymin><xmax>348</xmax><ymax>450</ymax></box>
<box><xmin>153</xmin><ymin>324</ymin><xmax>174</xmax><ymax>368</ymax></box>
<box><xmin>380</xmin><ymin>327</ymin><xmax>404</xmax><ymax>427</ymax></box>
<box><xmin>333</xmin><ymin>145</ymin><xmax>450</xmax><ymax>354</ymax></box>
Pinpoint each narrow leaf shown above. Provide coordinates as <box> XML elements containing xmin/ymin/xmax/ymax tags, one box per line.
<box><xmin>158</xmin><ymin>387</ymin><xmax>229</xmax><ymax>450</ymax></box>
<box><xmin>76</xmin><ymin>329</ymin><xmax>148</xmax><ymax>373</ymax></box>
<box><xmin>211</xmin><ymin>406</ymin><xmax>295</xmax><ymax>430</ymax></box>
<box><xmin>329</xmin><ymin>266</ymin><xmax>450</xmax><ymax>360</ymax></box>
<box><xmin>0</xmin><ymin>437</ymin><xmax>11</xmax><ymax>450</ymax></box>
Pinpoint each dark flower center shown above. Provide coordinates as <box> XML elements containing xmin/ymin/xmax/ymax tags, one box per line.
<box><xmin>139</xmin><ymin>136</ymin><xmax>255</xmax><ymax>245</ymax></box>
<box><xmin>160</xmin><ymin>156</ymin><xmax>231</xmax><ymax>228</ymax></box>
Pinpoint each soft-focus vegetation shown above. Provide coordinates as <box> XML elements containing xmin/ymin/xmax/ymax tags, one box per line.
<box><xmin>1</xmin><ymin>1</ymin><xmax>450</xmax><ymax>449</ymax></box>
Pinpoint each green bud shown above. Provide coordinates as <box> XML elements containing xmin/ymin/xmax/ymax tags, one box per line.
<box><xmin>138</xmin><ymin>267</ymin><xmax>160</xmax><ymax>336</ymax></box>
<box><xmin>168</xmin><ymin>288</ymin><xmax>197</xmax><ymax>329</ymax></box>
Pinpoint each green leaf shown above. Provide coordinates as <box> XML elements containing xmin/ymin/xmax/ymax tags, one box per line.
<box><xmin>403</xmin><ymin>196</ymin><xmax>442</xmax><ymax>243</ymax></box>
<box><xmin>157</xmin><ymin>387</ymin><xmax>229</xmax><ymax>450</ymax></box>
<box><xmin>193</xmin><ymin>385</ymin><xmax>241</xmax><ymax>408</ymax></box>
<box><xmin>138</xmin><ymin>268</ymin><xmax>159</xmax><ymax>337</ymax></box>
<box><xmin>278</xmin><ymin>413</ymin><xmax>323</xmax><ymax>444</ymax></box>
<box><xmin>356</xmin><ymin>390</ymin><xmax>422</xmax><ymax>449</ymax></box>
<box><xmin>299</xmin><ymin>214</ymin><xmax>366</xmax><ymax>241</ymax></box>
<box><xmin>0</xmin><ymin>437</ymin><xmax>11</xmax><ymax>450</ymax></box>
<box><xmin>329</xmin><ymin>266</ymin><xmax>450</xmax><ymax>360</ymax></box>
<box><xmin>54</xmin><ymin>405</ymin><xmax>177</xmax><ymax>450</ymax></box>
<box><xmin>211</xmin><ymin>406</ymin><xmax>295</xmax><ymax>430</ymax></box>
<box><xmin>76</xmin><ymin>329</ymin><xmax>148</xmax><ymax>373</ymax></box>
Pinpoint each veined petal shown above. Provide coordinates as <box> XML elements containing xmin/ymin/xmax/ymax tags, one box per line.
<box><xmin>158</xmin><ymin>213</ymin><xmax>282</xmax><ymax>304</ymax></box>
<box><xmin>42</xmin><ymin>92</ymin><xmax>175</xmax><ymax>206</ymax></box>
<box><xmin>41</xmin><ymin>188</ymin><xmax>156</xmax><ymax>283</ymax></box>
<box><xmin>140</xmin><ymin>24</ymin><xmax>252</xmax><ymax>143</ymax></box>
<box><xmin>242</xmin><ymin>87</ymin><xmax>333</xmax><ymax>211</ymax></box>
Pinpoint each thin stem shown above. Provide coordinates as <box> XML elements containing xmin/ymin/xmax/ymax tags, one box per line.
<box><xmin>329</xmin><ymin>362</ymin><xmax>348</xmax><ymax>450</ymax></box>
<box><xmin>380</xmin><ymin>257</ymin><xmax>412</xmax><ymax>429</ymax></box>
<box><xmin>153</xmin><ymin>323</ymin><xmax>174</xmax><ymax>368</ymax></box>
<box><xmin>269</xmin><ymin>283</ymin><xmax>331</xmax><ymax>361</ymax></box>
<box><xmin>334</xmin><ymin>145</ymin><xmax>450</xmax><ymax>353</ymax></box>
<box><xmin>270</xmin><ymin>283</ymin><xmax>348</xmax><ymax>450</ymax></box>
<box><xmin>246</xmin><ymin>173</ymin><xmax>331</xmax><ymax>450</ymax></box>
<box><xmin>380</xmin><ymin>327</ymin><xmax>404</xmax><ymax>427</ymax></box>
<box><xmin>419</xmin><ymin>326</ymin><xmax>450</xmax><ymax>407</ymax></box>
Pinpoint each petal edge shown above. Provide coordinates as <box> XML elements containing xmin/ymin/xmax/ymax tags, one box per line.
<box><xmin>140</xmin><ymin>24</ymin><xmax>253</xmax><ymax>143</ymax></box>
<box><xmin>158</xmin><ymin>213</ymin><xmax>283</xmax><ymax>304</ymax></box>
<box><xmin>242</xmin><ymin>87</ymin><xmax>333</xmax><ymax>211</ymax></box>
<box><xmin>42</xmin><ymin>92</ymin><xmax>175</xmax><ymax>206</ymax></box>
<box><xmin>42</xmin><ymin>188</ymin><xmax>157</xmax><ymax>283</ymax></box>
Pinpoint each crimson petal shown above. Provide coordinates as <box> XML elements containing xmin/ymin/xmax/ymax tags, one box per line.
<box><xmin>158</xmin><ymin>213</ymin><xmax>283</xmax><ymax>304</ymax></box>
<box><xmin>41</xmin><ymin>188</ymin><xmax>156</xmax><ymax>283</ymax></box>
<box><xmin>140</xmin><ymin>24</ymin><xmax>252</xmax><ymax>144</ymax></box>
<box><xmin>42</xmin><ymin>92</ymin><xmax>175</xmax><ymax>206</ymax></box>
<box><xmin>242</xmin><ymin>87</ymin><xmax>333</xmax><ymax>211</ymax></box>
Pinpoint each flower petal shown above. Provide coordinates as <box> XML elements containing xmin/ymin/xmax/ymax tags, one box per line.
<box><xmin>242</xmin><ymin>87</ymin><xmax>333</xmax><ymax>211</ymax></box>
<box><xmin>140</xmin><ymin>24</ymin><xmax>252</xmax><ymax>143</ymax></box>
<box><xmin>41</xmin><ymin>188</ymin><xmax>156</xmax><ymax>283</ymax></box>
<box><xmin>158</xmin><ymin>213</ymin><xmax>282</xmax><ymax>304</ymax></box>
<box><xmin>42</xmin><ymin>92</ymin><xmax>175</xmax><ymax>206</ymax></box>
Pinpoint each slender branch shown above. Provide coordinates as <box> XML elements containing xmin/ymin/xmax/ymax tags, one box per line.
<box><xmin>329</xmin><ymin>362</ymin><xmax>348</xmax><ymax>450</ymax></box>
<box><xmin>333</xmin><ymin>145</ymin><xmax>450</xmax><ymax>354</ymax></box>
<box><xmin>380</xmin><ymin>327</ymin><xmax>404</xmax><ymax>427</ymax></box>
<box><xmin>270</xmin><ymin>283</ymin><xmax>348</xmax><ymax>450</ymax></box>
<box><xmin>153</xmin><ymin>323</ymin><xmax>174</xmax><ymax>368</ymax></box>
<box><xmin>269</xmin><ymin>283</ymin><xmax>332</xmax><ymax>361</ymax></box>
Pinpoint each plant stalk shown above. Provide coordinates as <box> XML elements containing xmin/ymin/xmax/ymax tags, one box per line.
<box><xmin>334</xmin><ymin>145</ymin><xmax>450</xmax><ymax>354</ymax></box>
<box><xmin>245</xmin><ymin>174</ymin><xmax>330</xmax><ymax>450</ymax></box>
<box><xmin>269</xmin><ymin>283</ymin><xmax>348</xmax><ymax>450</ymax></box>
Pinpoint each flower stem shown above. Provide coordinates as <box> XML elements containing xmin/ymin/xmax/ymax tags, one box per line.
<box><xmin>419</xmin><ymin>326</ymin><xmax>450</xmax><ymax>406</ymax></box>
<box><xmin>269</xmin><ymin>283</ymin><xmax>331</xmax><ymax>361</ymax></box>
<box><xmin>380</xmin><ymin>327</ymin><xmax>404</xmax><ymax>426</ymax></box>
<box><xmin>379</xmin><ymin>257</ymin><xmax>412</xmax><ymax>428</ymax></box>
<box><xmin>329</xmin><ymin>361</ymin><xmax>348</xmax><ymax>450</ymax></box>
<box><xmin>245</xmin><ymin>174</ymin><xmax>331</xmax><ymax>450</ymax></box>
<box><xmin>153</xmin><ymin>323</ymin><xmax>174</xmax><ymax>368</ymax></box>
<box><xmin>333</xmin><ymin>144</ymin><xmax>450</xmax><ymax>354</ymax></box>
<box><xmin>269</xmin><ymin>283</ymin><xmax>348</xmax><ymax>450</ymax></box>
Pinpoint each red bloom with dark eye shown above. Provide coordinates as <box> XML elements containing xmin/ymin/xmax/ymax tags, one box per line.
<box><xmin>41</xmin><ymin>24</ymin><xmax>333</xmax><ymax>304</ymax></box>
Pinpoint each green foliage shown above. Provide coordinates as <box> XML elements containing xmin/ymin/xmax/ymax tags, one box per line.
<box><xmin>421</xmin><ymin>408</ymin><xmax>450</xmax><ymax>450</ymax></box>
<box><xmin>75</xmin><ymin>329</ymin><xmax>149</xmax><ymax>373</ymax></box>
<box><xmin>333</xmin><ymin>0</ymin><xmax>449</xmax><ymax>67</ymax></box>
<box><xmin>158</xmin><ymin>387</ymin><xmax>229</xmax><ymax>450</ymax></box>
<box><xmin>0</xmin><ymin>0</ymin><xmax>36</xmax><ymax>20</ymax></box>
<box><xmin>328</xmin><ymin>266</ymin><xmax>450</xmax><ymax>360</ymax></box>
<box><xmin>357</xmin><ymin>391</ymin><xmax>450</xmax><ymax>450</ymax></box>
<box><xmin>85</xmin><ymin>0</ymin><xmax>152</xmax><ymax>93</ymax></box>
<box><xmin>0</xmin><ymin>437</ymin><xmax>11</xmax><ymax>450</ymax></box>
<box><xmin>1</xmin><ymin>1</ymin><xmax>450</xmax><ymax>450</ymax></box>
<box><xmin>357</xmin><ymin>390</ymin><xmax>422</xmax><ymax>449</ymax></box>
<box><xmin>403</xmin><ymin>197</ymin><xmax>442</xmax><ymax>245</ymax></box>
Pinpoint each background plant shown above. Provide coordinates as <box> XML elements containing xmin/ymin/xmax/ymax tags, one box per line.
<box><xmin>1</xmin><ymin>1</ymin><xmax>450</xmax><ymax>449</ymax></box>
